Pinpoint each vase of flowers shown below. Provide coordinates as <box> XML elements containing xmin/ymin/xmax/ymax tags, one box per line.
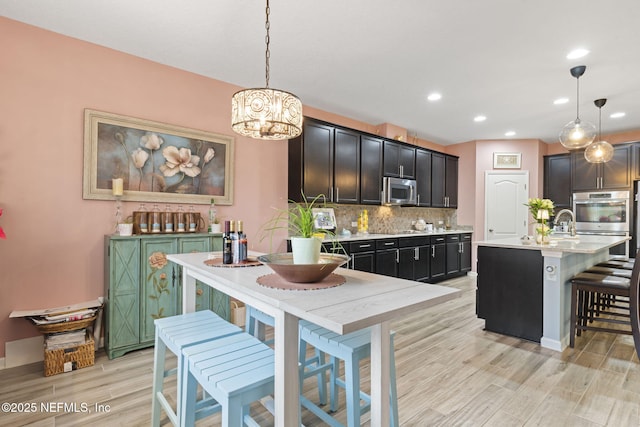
<box><xmin>525</xmin><ymin>198</ymin><xmax>554</xmax><ymax>244</ymax></box>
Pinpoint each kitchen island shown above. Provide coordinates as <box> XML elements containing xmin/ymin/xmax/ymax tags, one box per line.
<box><xmin>475</xmin><ymin>234</ymin><xmax>630</xmax><ymax>351</ymax></box>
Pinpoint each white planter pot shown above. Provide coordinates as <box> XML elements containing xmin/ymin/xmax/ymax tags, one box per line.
<box><xmin>290</xmin><ymin>236</ymin><xmax>321</xmax><ymax>264</ymax></box>
<box><xmin>118</xmin><ymin>223</ymin><xmax>134</xmax><ymax>236</ymax></box>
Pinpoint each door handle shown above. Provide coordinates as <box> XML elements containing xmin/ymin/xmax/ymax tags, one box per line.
<box><xmin>489</xmin><ymin>229</ymin><xmax>494</xmax><ymax>233</ymax></box>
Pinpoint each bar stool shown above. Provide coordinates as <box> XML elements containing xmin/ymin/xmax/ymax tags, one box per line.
<box><xmin>299</xmin><ymin>320</ymin><xmax>399</xmax><ymax>427</ymax></box>
<box><xmin>569</xmin><ymin>272</ymin><xmax>632</xmax><ymax>348</ymax></box>
<box><xmin>151</xmin><ymin>310</ymin><xmax>242</xmax><ymax>426</ymax></box>
<box><xmin>181</xmin><ymin>332</ymin><xmax>275</xmax><ymax>426</ymax></box>
<box><xmin>245</xmin><ymin>306</ymin><xmax>330</xmax><ymax>405</ymax></box>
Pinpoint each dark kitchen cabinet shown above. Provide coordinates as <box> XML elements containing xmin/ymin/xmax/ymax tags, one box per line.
<box><xmin>571</xmin><ymin>143</ymin><xmax>632</xmax><ymax>191</ymax></box>
<box><xmin>445</xmin><ymin>234</ymin><xmax>461</xmax><ymax>276</ymax></box>
<box><xmin>460</xmin><ymin>233</ymin><xmax>472</xmax><ymax>273</ymax></box>
<box><xmin>383</xmin><ymin>141</ymin><xmax>415</xmax><ymax>179</ymax></box>
<box><xmin>543</xmin><ymin>154</ymin><xmax>572</xmax><ymax>208</ymax></box>
<box><xmin>333</xmin><ymin>128</ymin><xmax>360</xmax><ymax>203</ymax></box>
<box><xmin>415</xmin><ymin>149</ymin><xmax>432</xmax><ymax>206</ymax></box>
<box><xmin>398</xmin><ymin>237</ymin><xmax>430</xmax><ymax>282</ymax></box>
<box><xmin>349</xmin><ymin>240</ymin><xmax>376</xmax><ymax>273</ymax></box>
<box><xmin>633</xmin><ymin>142</ymin><xmax>640</xmax><ymax>180</ymax></box>
<box><xmin>432</xmin><ymin>153</ymin><xmax>458</xmax><ymax>208</ymax></box>
<box><xmin>375</xmin><ymin>238</ymin><xmax>399</xmax><ymax>277</ymax></box>
<box><xmin>429</xmin><ymin>235</ymin><xmax>446</xmax><ymax>281</ymax></box>
<box><xmin>288</xmin><ymin>120</ymin><xmax>333</xmax><ymax>202</ymax></box>
<box><xmin>360</xmin><ymin>135</ymin><xmax>384</xmax><ymax>205</ymax></box>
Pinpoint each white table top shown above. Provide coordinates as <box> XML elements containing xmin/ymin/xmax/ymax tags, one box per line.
<box><xmin>167</xmin><ymin>251</ymin><xmax>461</xmax><ymax>335</ymax></box>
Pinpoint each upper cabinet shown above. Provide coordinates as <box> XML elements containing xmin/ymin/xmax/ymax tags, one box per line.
<box><xmin>431</xmin><ymin>153</ymin><xmax>458</xmax><ymax>208</ymax></box>
<box><xmin>360</xmin><ymin>134</ymin><xmax>384</xmax><ymax>205</ymax></box>
<box><xmin>383</xmin><ymin>141</ymin><xmax>415</xmax><ymax>179</ymax></box>
<box><xmin>415</xmin><ymin>149</ymin><xmax>432</xmax><ymax>206</ymax></box>
<box><xmin>288</xmin><ymin>117</ymin><xmax>458</xmax><ymax>208</ymax></box>
<box><xmin>571</xmin><ymin>143</ymin><xmax>632</xmax><ymax>191</ymax></box>
<box><xmin>544</xmin><ymin>154</ymin><xmax>572</xmax><ymax>208</ymax></box>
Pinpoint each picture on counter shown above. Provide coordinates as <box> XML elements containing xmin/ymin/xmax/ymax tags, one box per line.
<box><xmin>83</xmin><ymin>109</ymin><xmax>235</xmax><ymax>205</ymax></box>
<box><xmin>493</xmin><ymin>152</ymin><xmax>521</xmax><ymax>169</ymax></box>
<box><xmin>312</xmin><ymin>208</ymin><xmax>337</xmax><ymax>230</ymax></box>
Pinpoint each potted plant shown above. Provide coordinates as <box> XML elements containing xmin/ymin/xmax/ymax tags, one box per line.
<box><xmin>262</xmin><ymin>192</ymin><xmax>340</xmax><ymax>264</ymax></box>
<box><xmin>118</xmin><ymin>216</ymin><xmax>134</xmax><ymax>236</ymax></box>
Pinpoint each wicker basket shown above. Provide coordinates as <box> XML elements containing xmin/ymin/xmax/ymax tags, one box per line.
<box><xmin>33</xmin><ymin>315</ymin><xmax>97</xmax><ymax>334</ymax></box>
<box><xmin>44</xmin><ymin>335</ymin><xmax>95</xmax><ymax>377</ymax></box>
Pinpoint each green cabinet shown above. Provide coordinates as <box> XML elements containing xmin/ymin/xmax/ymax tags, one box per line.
<box><xmin>104</xmin><ymin>233</ymin><xmax>225</xmax><ymax>359</ymax></box>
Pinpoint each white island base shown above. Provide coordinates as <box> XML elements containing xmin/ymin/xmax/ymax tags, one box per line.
<box><xmin>476</xmin><ymin>235</ymin><xmax>629</xmax><ymax>351</ymax></box>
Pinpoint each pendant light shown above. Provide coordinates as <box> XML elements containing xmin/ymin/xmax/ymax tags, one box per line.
<box><xmin>559</xmin><ymin>65</ymin><xmax>597</xmax><ymax>150</ymax></box>
<box><xmin>231</xmin><ymin>0</ymin><xmax>303</xmax><ymax>140</ymax></box>
<box><xmin>584</xmin><ymin>98</ymin><xmax>614</xmax><ymax>163</ymax></box>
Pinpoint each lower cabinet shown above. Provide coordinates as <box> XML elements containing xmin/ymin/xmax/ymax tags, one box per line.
<box><xmin>104</xmin><ymin>233</ymin><xmax>225</xmax><ymax>359</ymax></box>
<box><xmin>375</xmin><ymin>238</ymin><xmax>399</xmax><ymax>277</ymax></box>
<box><xmin>349</xmin><ymin>240</ymin><xmax>376</xmax><ymax>273</ymax></box>
<box><xmin>429</xmin><ymin>235</ymin><xmax>447</xmax><ymax>281</ymax></box>
<box><xmin>398</xmin><ymin>237</ymin><xmax>430</xmax><ymax>282</ymax></box>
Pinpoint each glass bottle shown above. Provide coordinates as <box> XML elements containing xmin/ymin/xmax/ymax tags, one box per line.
<box><xmin>151</xmin><ymin>204</ymin><xmax>161</xmax><ymax>233</ymax></box>
<box><xmin>222</xmin><ymin>220</ymin><xmax>233</xmax><ymax>264</ymax></box>
<box><xmin>230</xmin><ymin>220</ymin><xmax>240</xmax><ymax>264</ymax></box>
<box><xmin>237</xmin><ymin>220</ymin><xmax>247</xmax><ymax>262</ymax></box>
<box><xmin>208</xmin><ymin>198</ymin><xmax>217</xmax><ymax>233</ymax></box>
<box><xmin>188</xmin><ymin>205</ymin><xmax>198</xmax><ymax>232</ymax></box>
<box><xmin>138</xmin><ymin>203</ymin><xmax>148</xmax><ymax>233</ymax></box>
<box><xmin>176</xmin><ymin>205</ymin><xmax>186</xmax><ymax>232</ymax></box>
<box><xmin>163</xmin><ymin>205</ymin><xmax>173</xmax><ymax>233</ymax></box>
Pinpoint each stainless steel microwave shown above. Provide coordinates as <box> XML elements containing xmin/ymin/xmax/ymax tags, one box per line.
<box><xmin>382</xmin><ymin>177</ymin><xmax>417</xmax><ymax>206</ymax></box>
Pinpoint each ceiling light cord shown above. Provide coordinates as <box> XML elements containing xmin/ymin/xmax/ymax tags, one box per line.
<box><xmin>265</xmin><ymin>0</ymin><xmax>270</xmax><ymax>88</ymax></box>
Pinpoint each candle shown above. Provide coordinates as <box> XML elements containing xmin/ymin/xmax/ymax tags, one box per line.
<box><xmin>112</xmin><ymin>178</ymin><xmax>124</xmax><ymax>196</ymax></box>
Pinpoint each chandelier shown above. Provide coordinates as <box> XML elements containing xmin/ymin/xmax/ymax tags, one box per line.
<box><xmin>231</xmin><ymin>0</ymin><xmax>303</xmax><ymax>140</ymax></box>
<box><xmin>558</xmin><ymin>65</ymin><xmax>596</xmax><ymax>150</ymax></box>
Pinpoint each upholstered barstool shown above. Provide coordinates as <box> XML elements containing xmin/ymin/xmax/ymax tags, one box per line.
<box><xmin>569</xmin><ymin>272</ymin><xmax>632</xmax><ymax>347</ymax></box>
<box><xmin>151</xmin><ymin>310</ymin><xmax>242</xmax><ymax>426</ymax></box>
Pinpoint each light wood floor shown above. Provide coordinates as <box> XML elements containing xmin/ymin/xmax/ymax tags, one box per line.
<box><xmin>2</xmin><ymin>275</ymin><xmax>639</xmax><ymax>426</ymax></box>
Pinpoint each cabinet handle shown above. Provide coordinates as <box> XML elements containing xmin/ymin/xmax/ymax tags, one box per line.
<box><xmin>359</xmin><ymin>244</ymin><xmax>372</xmax><ymax>248</ymax></box>
<box><xmin>417</xmin><ymin>194</ymin><xmax>420</xmax><ymax>205</ymax></box>
<box><xmin>384</xmin><ymin>242</ymin><xmax>395</xmax><ymax>246</ymax></box>
<box><xmin>414</xmin><ymin>247</ymin><xmax>419</xmax><ymax>260</ymax></box>
<box><xmin>459</xmin><ymin>242</ymin><xmax>463</xmax><ymax>253</ymax></box>
<box><xmin>329</xmin><ymin>187</ymin><xmax>334</xmax><ymax>202</ymax></box>
<box><xmin>336</xmin><ymin>187</ymin><xmax>339</xmax><ymax>202</ymax></box>
<box><xmin>395</xmin><ymin>249</ymin><xmax>399</xmax><ymax>263</ymax></box>
<box><xmin>431</xmin><ymin>246</ymin><xmax>435</xmax><ymax>257</ymax></box>
<box><xmin>400</xmin><ymin>165</ymin><xmax>404</xmax><ymax>178</ymax></box>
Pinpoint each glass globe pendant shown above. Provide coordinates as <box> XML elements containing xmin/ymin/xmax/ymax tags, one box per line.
<box><xmin>584</xmin><ymin>98</ymin><xmax>614</xmax><ymax>163</ymax></box>
<box><xmin>559</xmin><ymin>66</ymin><xmax>596</xmax><ymax>150</ymax></box>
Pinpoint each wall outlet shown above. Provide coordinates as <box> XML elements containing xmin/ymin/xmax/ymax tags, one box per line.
<box><xmin>351</xmin><ymin>221</ymin><xmax>357</xmax><ymax>227</ymax></box>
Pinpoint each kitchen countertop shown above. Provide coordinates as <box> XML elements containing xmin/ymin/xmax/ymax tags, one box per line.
<box><xmin>325</xmin><ymin>229</ymin><xmax>473</xmax><ymax>242</ymax></box>
<box><xmin>475</xmin><ymin>234</ymin><xmax>628</xmax><ymax>254</ymax></box>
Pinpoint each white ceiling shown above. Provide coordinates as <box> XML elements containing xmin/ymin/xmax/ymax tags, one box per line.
<box><xmin>3</xmin><ymin>0</ymin><xmax>640</xmax><ymax>146</ymax></box>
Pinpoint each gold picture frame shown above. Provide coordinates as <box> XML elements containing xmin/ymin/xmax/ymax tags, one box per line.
<box><xmin>83</xmin><ymin>109</ymin><xmax>234</xmax><ymax>205</ymax></box>
<box><xmin>493</xmin><ymin>152</ymin><xmax>521</xmax><ymax>169</ymax></box>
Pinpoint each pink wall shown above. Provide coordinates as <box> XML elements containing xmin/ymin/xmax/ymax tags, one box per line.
<box><xmin>0</xmin><ymin>18</ymin><xmax>294</xmax><ymax>357</ymax></box>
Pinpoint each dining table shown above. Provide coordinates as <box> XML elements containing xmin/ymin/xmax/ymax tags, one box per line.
<box><xmin>168</xmin><ymin>251</ymin><xmax>461</xmax><ymax>427</ymax></box>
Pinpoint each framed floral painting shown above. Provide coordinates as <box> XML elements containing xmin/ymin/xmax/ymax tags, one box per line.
<box><xmin>83</xmin><ymin>109</ymin><xmax>234</xmax><ymax>205</ymax></box>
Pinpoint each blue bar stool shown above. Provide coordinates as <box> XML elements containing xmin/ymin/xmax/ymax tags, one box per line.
<box><xmin>299</xmin><ymin>320</ymin><xmax>399</xmax><ymax>427</ymax></box>
<box><xmin>151</xmin><ymin>310</ymin><xmax>242</xmax><ymax>426</ymax></box>
<box><xmin>181</xmin><ymin>332</ymin><xmax>275</xmax><ymax>426</ymax></box>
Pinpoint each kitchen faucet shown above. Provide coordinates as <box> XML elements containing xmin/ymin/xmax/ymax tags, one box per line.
<box><xmin>554</xmin><ymin>209</ymin><xmax>576</xmax><ymax>237</ymax></box>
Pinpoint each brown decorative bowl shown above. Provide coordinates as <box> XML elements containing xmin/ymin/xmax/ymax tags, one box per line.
<box><xmin>257</xmin><ymin>253</ymin><xmax>350</xmax><ymax>283</ymax></box>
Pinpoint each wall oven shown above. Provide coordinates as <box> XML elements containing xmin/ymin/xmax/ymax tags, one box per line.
<box><xmin>573</xmin><ymin>190</ymin><xmax>630</xmax><ymax>257</ymax></box>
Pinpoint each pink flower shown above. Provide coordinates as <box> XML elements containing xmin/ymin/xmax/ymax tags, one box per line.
<box><xmin>0</xmin><ymin>208</ymin><xmax>5</xmax><ymax>239</ymax></box>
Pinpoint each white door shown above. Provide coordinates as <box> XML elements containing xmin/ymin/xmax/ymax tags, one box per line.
<box><xmin>485</xmin><ymin>171</ymin><xmax>529</xmax><ymax>240</ymax></box>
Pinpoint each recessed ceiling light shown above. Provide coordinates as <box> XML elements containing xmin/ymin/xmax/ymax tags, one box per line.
<box><xmin>610</xmin><ymin>112</ymin><xmax>626</xmax><ymax>119</ymax></box>
<box><xmin>554</xmin><ymin>97</ymin><xmax>569</xmax><ymax>105</ymax></box>
<box><xmin>504</xmin><ymin>131</ymin><xmax>516</xmax><ymax>137</ymax></box>
<box><xmin>474</xmin><ymin>115</ymin><xmax>486</xmax><ymax>122</ymax></box>
<box><xmin>567</xmin><ymin>48</ymin><xmax>589</xmax><ymax>59</ymax></box>
<box><xmin>427</xmin><ymin>92</ymin><xmax>442</xmax><ymax>101</ymax></box>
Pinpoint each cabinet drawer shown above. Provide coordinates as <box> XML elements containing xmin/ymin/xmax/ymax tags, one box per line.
<box><xmin>376</xmin><ymin>239</ymin><xmax>399</xmax><ymax>250</ymax></box>
<box><xmin>461</xmin><ymin>233</ymin><xmax>472</xmax><ymax>242</ymax></box>
<box><xmin>349</xmin><ymin>240</ymin><xmax>375</xmax><ymax>253</ymax></box>
<box><xmin>446</xmin><ymin>234</ymin><xmax>460</xmax><ymax>243</ymax></box>
<box><xmin>431</xmin><ymin>235</ymin><xmax>446</xmax><ymax>245</ymax></box>
<box><xmin>399</xmin><ymin>236</ymin><xmax>430</xmax><ymax>247</ymax></box>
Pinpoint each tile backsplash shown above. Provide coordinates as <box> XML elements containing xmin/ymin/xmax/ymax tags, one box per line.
<box><xmin>328</xmin><ymin>205</ymin><xmax>464</xmax><ymax>234</ymax></box>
